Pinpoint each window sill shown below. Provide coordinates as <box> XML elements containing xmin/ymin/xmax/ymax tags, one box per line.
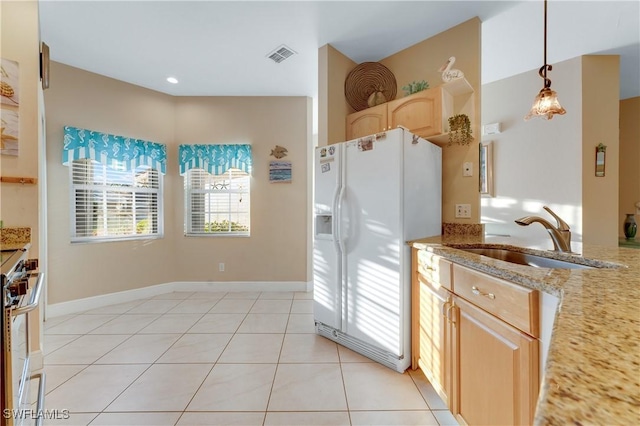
<box><xmin>71</xmin><ymin>234</ymin><xmax>164</xmax><ymax>244</ymax></box>
<box><xmin>184</xmin><ymin>233</ymin><xmax>250</xmax><ymax>238</ymax></box>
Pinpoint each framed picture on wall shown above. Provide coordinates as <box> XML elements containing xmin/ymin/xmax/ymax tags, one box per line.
<box><xmin>40</xmin><ymin>42</ymin><xmax>50</xmax><ymax>90</ymax></box>
<box><xmin>1</xmin><ymin>108</ymin><xmax>19</xmax><ymax>156</ymax></box>
<box><xmin>269</xmin><ymin>160</ymin><xmax>292</xmax><ymax>183</ymax></box>
<box><xmin>1</xmin><ymin>58</ymin><xmax>19</xmax><ymax>106</ymax></box>
<box><xmin>480</xmin><ymin>142</ymin><xmax>494</xmax><ymax>197</ymax></box>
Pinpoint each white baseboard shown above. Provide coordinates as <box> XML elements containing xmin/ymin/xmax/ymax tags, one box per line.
<box><xmin>46</xmin><ymin>281</ymin><xmax>312</xmax><ymax>318</ymax></box>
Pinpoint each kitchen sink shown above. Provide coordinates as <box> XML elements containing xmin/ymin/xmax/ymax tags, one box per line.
<box><xmin>456</xmin><ymin>247</ymin><xmax>594</xmax><ymax>269</ymax></box>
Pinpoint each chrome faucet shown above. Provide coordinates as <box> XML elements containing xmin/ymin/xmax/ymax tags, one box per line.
<box><xmin>515</xmin><ymin>206</ymin><xmax>572</xmax><ymax>252</ymax></box>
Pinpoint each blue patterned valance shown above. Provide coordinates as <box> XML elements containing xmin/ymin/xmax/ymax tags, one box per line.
<box><xmin>62</xmin><ymin>126</ymin><xmax>167</xmax><ymax>174</ymax></box>
<box><xmin>179</xmin><ymin>144</ymin><xmax>252</xmax><ymax>176</ymax></box>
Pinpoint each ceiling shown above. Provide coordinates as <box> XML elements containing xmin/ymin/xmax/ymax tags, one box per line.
<box><xmin>39</xmin><ymin>1</ymin><xmax>639</xmax><ymax>100</ymax></box>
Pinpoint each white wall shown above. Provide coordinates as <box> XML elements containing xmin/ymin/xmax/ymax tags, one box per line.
<box><xmin>481</xmin><ymin>57</ymin><xmax>583</xmax><ymax>250</ymax></box>
<box><xmin>482</xmin><ymin>0</ymin><xmax>639</xmax><ymax>99</ymax></box>
<box><xmin>481</xmin><ymin>55</ymin><xmax>621</xmax><ymax>250</ymax></box>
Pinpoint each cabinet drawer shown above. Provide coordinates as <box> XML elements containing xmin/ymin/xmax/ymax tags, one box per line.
<box><xmin>417</xmin><ymin>250</ymin><xmax>452</xmax><ymax>290</ymax></box>
<box><xmin>453</xmin><ymin>264</ymin><xmax>539</xmax><ymax>337</ymax></box>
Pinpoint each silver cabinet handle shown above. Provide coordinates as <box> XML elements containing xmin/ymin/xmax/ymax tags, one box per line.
<box><xmin>471</xmin><ymin>285</ymin><xmax>495</xmax><ymax>300</ymax></box>
<box><xmin>12</xmin><ymin>272</ymin><xmax>44</xmax><ymax>316</ymax></box>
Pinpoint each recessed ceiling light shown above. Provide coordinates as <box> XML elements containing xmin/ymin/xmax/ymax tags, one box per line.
<box><xmin>166</xmin><ymin>77</ymin><xmax>178</xmax><ymax>84</ymax></box>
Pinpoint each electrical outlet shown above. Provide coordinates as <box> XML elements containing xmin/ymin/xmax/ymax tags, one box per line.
<box><xmin>463</xmin><ymin>162</ymin><xmax>473</xmax><ymax>177</ymax></box>
<box><xmin>455</xmin><ymin>204</ymin><xmax>471</xmax><ymax>218</ymax></box>
<box><xmin>219</xmin><ymin>262</ymin><xmax>225</xmax><ymax>272</ymax></box>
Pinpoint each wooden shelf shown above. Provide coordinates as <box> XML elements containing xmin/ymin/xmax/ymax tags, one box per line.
<box><xmin>0</xmin><ymin>176</ymin><xmax>38</xmax><ymax>185</ymax></box>
<box><xmin>441</xmin><ymin>77</ymin><xmax>474</xmax><ymax>97</ymax></box>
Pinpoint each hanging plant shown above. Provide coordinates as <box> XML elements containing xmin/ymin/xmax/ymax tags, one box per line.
<box><xmin>448</xmin><ymin>114</ymin><xmax>473</xmax><ymax>146</ymax></box>
<box><xmin>402</xmin><ymin>80</ymin><xmax>429</xmax><ymax>96</ymax></box>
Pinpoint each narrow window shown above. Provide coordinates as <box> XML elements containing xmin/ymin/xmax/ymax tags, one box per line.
<box><xmin>179</xmin><ymin>143</ymin><xmax>253</xmax><ymax>237</ymax></box>
<box><xmin>184</xmin><ymin>168</ymin><xmax>250</xmax><ymax>236</ymax></box>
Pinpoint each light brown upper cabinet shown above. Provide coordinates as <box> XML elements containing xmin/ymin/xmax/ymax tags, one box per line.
<box><xmin>388</xmin><ymin>87</ymin><xmax>443</xmax><ymax>138</ymax></box>
<box><xmin>346</xmin><ymin>78</ymin><xmax>474</xmax><ymax>143</ymax></box>
<box><xmin>345</xmin><ymin>103</ymin><xmax>387</xmax><ymax>140</ymax></box>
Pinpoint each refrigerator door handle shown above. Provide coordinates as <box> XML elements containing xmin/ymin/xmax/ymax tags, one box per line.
<box><xmin>336</xmin><ymin>185</ymin><xmax>346</xmax><ymax>255</ymax></box>
<box><xmin>331</xmin><ymin>185</ymin><xmax>341</xmax><ymax>252</ymax></box>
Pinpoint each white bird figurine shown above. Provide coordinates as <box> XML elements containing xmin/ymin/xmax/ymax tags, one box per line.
<box><xmin>438</xmin><ymin>56</ymin><xmax>464</xmax><ymax>82</ymax></box>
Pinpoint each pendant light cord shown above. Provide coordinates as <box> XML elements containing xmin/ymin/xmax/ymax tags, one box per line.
<box><xmin>544</xmin><ymin>0</ymin><xmax>548</xmax><ymax>67</ymax></box>
<box><xmin>539</xmin><ymin>0</ymin><xmax>552</xmax><ymax>89</ymax></box>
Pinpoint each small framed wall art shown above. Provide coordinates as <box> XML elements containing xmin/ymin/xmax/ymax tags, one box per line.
<box><xmin>269</xmin><ymin>160</ymin><xmax>292</xmax><ymax>183</ymax></box>
<box><xmin>40</xmin><ymin>42</ymin><xmax>50</xmax><ymax>90</ymax></box>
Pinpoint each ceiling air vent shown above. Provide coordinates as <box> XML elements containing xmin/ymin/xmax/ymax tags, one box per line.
<box><xmin>267</xmin><ymin>45</ymin><xmax>296</xmax><ymax>63</ymax></box>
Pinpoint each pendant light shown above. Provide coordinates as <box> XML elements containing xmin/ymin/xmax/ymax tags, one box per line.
<box><xmin>525</xmin><ymin>0</ymin><xmax>566</xmax><ymax>120</ymax></box>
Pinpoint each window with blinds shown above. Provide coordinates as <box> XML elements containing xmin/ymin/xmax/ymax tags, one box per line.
<box><xmin>70</xmin><ymin>159</ymin><xmax>163</xmax><ymax>242</ymax></box>
<box><xmin>184</xmin><ymin>168</ymin><xmax>250</xmax><ymax>236</ymax></box>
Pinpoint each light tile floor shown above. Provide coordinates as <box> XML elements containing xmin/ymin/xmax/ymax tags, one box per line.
<box><xmin>38</xmin><ymin>291</ymin><xmax>459</xmax><ymax>426</ymax></box>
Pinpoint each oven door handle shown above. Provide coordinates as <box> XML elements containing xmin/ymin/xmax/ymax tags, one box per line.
<box><xmin>12</xmin><ymin>272</ymin><xmax>44</xmax><ymax>316</ymax></box>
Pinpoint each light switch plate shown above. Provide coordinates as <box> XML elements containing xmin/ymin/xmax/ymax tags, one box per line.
<box><xmin>482</xmin><ymin>122</ymin><xmax>501</xmax><ymax>135</ymax></box>
<box><xmin>463</xmin><ymin>162</ymin><xmax>473</xmax><ymax>177</ymax></box>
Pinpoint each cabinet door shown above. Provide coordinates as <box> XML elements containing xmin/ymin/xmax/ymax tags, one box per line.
<box><xmin>416</xmin><ymin>272</ymin><xmax>454</xmax><ymax>407</ymax></box>
<box><xmin>388</xmin><ymin>87</ymin><xmax>442</xmax><ymax>137</ymax></box>
<box><xmin>345</xmin><ymin>104</ymin><xmax>387</xmax><ymax>140</ymax></box>
<box><xmin>453</xmin><ymin>296</ymin><xmax>539</xmax><ymax>426</ymax></box>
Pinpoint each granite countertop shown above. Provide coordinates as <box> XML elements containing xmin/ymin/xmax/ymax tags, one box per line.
<box><xmin>0</xmin><ymin>227</ymin><xmax>31</xmax><ymax>251</ymax></box>
<box><xmin>410</xmin><ymin>235</ymin><xmax>640</xmax><ymax>426</ymax></box>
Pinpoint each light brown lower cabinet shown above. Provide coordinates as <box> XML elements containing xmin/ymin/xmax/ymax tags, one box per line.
<box><xmin>412</xmin><ymin>248</ymin><xmax>540</xmax><ymax>426</ymax></box>
<box><xmin>453</xmin><ymin>295</ymin><xmax>539</xmax><ymax>426</ymax></box>
<box><xmin>413</xmin><ymin>272</ymin><xmax>455</xmax><ymax>407</ymax></box>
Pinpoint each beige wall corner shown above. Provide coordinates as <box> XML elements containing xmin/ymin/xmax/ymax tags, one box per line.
<box><xmin>318</xmin><ymin>45</ymin><xmax>328</xmax><ymax>147</ymax></box>
<box><xmin>318</xmin><ymin>44</ymin><xmax>356</xmax><ymax>146</ymax></box>
<box><xmin>45</xmin><ymin>62</ymin><xmax>312</xmax><ymax>304</ymax></box>
<box><xmin>581</xmin><ymin>55</ymin><xmax>620</xmax><ymax>247</ymax></box>
<box><xmin>305</xmin><ymin>96</ymin><xmax>314</xmax><ymax>282</ymax></box>
<box><xmin>173</xmin><ymin>96</ymin><xmax>310</xmax><ymax>283</ymax></box>
<box><xmin>45</xmin><ymin>62</ymin><xmax>177</xmax><ymax>304</ymax></box>
<box><xmin>1</xmin><ymin>0</ymin><xmax>41</xmax><ymax>256</ymax></box>
<box><xmin>320</xmin><ymin>19</ymin><xmax>482</xmax><ymax>226</ymax></box>
<box><xmin>1</xmin><ymin>0</ymin><xmax>43</xmax><ymax>360</ymax></box>
<box><xmin>380</xmin><ymin>18</ymin><xmax>482</xmax><ymax>224</ymax></box>
<box><xmin>619</xmin><ymin>97</ymin><xmax>640</xmax><ymax>236</ymax></box>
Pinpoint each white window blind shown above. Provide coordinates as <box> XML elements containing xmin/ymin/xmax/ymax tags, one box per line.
<box><xmin>70</xmin><ymin>159</ymin><xmax>163</xmax><ymax>242</ymax></box>
<box><xmin>184</xmin><ymin>168</ymin><xmax>250</xmax><ymax>236</ymax></box>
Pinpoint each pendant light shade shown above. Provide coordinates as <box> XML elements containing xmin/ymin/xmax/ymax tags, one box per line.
<box><xmin>525</xmin><ymin>0</ymin><xmax>566</xmax><ymax>121</ymax></box>
<box><xmin>525</xmin><ymin>87</ymin><xmax>566</xmax><ymax>120</ymax></box>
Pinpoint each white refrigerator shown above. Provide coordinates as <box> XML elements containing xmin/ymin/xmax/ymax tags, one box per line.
<box><xmin>313</xmin><ymin>128</ymin><xmax>442</xmax><ymax>373</ymax></box>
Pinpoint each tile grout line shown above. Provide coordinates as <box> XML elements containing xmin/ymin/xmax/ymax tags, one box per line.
<box><xmin>174</xmin><ymin>292</ymin><xmax>259</xmax><ymax>426</ymax></box>
<box><xmin>44</xmin><ymin>291</ymin><xmax>408</xmax><ymax>424</ymax></box>
<box><xmin>260</xmin><ymin>295</ymin><xmax>293</xmax><ymax>425</ymax></box>
<box><xmin>336</xmin><ymin>341</ymin><xmax>355</xmax><ymax>426</ymax></box>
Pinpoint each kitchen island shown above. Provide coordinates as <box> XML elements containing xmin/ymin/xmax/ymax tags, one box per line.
<box><xmin>410</xmin><ymin>235</ymin><xmax>640</xmax><ymax>426</ymax></box>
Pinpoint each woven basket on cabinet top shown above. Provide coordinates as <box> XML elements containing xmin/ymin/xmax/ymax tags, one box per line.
<box><xmin>344</xmin><ymin>62</ymin><xmax>397</xmax><ymax>111</ymax></box>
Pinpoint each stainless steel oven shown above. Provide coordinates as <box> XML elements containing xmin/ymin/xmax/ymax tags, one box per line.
<box><xmin>1</xmin><ymin>245</ymin><xmax>45</xmax><ymax>426</ymax></box>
